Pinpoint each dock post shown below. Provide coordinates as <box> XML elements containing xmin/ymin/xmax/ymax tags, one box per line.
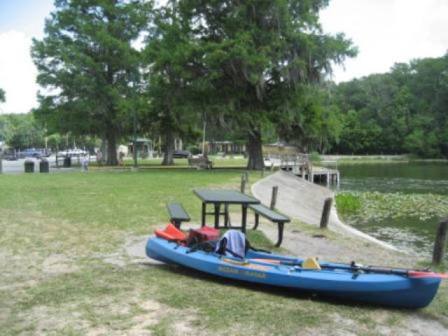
<box><xmin>240</xmin><ymin>173</ymin><xmax>246</xmax><ymax>194</ymax></box>
<box><xmin>320</xmin><ymin>197</ymin><xmax>333</xmax><ymax>229</ymax></box>
<box><xmin>270</xmin><ymin>186</ymin><xmax>278</xmax><ymax>210</ymax></box>
<box><xmin>432</xmin><ymin>219</ymin><xmax>448</xmax><ymax>265</ymax></box>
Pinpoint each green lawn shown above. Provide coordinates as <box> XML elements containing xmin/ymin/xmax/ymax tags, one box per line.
<box><xmin>0</xmin><ymin>170</ymin><xmax>447</xmax><ymax>335</ymax></box>
<box><xmin>108</xmin><ymin>155</ymin><xmax>249</xmax><ymax>169</ymax></box>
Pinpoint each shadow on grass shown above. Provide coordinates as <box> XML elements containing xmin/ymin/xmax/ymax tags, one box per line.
<box><xmin>139</xmin><ymin>260</ymin><xmax>408</xmax><ymax>312</ymax></box>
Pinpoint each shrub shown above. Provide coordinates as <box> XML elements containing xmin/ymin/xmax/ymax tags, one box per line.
<box><xmin>335</xmin><ymin>193</ymin><xmax>361</xmax><ymax>217</ymax></box>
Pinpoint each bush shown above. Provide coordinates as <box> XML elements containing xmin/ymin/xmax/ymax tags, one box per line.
<box><xmin>309</xmin><ymin>151</ymin><xmax>321</xmax><ymax>163</ymax></box>
<box><xmin>188</xmin><ymin>146</ymin><xmax>202</xmax><ymax>155</ymax></box>
<box><xmin>335</xmin><ymin>193</ymin><xmax>361</xmax><ymax>217</ymax></box>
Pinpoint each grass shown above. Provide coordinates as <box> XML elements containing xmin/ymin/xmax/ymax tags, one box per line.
<box><xmin>92</xmin><ymin>155</ymin><xmax>249</xmax><ymax>169</ymax></box>
<box><xmin>1</xmin><ymin>169</ymin><xmax>447</xmax><ymax>335</ymax></box>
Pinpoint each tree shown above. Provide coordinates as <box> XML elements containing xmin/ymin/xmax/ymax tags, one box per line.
<box><xmin>276</xmin><ymin>84</ymin><xmax>343</xmax><ymax>153</ymax></box>
<box><xmin>0</xmin><ymin>114</ymin><xmax>45</xmax><ymax>149</ymax></box>
<box><xmin>142</xmin><ymin>4</ymin><xmax>201</xmax><ymax>165</ymax></box>
<box><xmin>0</xmin><ymin>88</ymin><xmax>5</xmax><ymax>102</ymax></box>
<box><xmin>176</xmin><ymin>0</ymin><xmax>356</xmax><ymax>169</ymax></box>
<box><xmin>331</xmin><ymin>54</ymin><xmax>448</xmax><ymax>157</ymax></box>
<box><xmin>32</xmin><ymin>0</ymin><xmax>152</xmax><ymax>165</ymax></box>
<box><xmin>0</xmin><ymin>115</ymin><xmax>12</xmax><ymax>142</ymax></box>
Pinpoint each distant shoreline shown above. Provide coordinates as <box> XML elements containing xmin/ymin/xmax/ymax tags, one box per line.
<box><xmin>320</xmin><ymin>154</ymin><xmax>448</xmax><ymax>164</ymax></box>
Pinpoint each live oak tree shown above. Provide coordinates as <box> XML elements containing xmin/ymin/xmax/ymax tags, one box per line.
<box><xmin>142</xmin><ymin>4</ymin><xmax>201</xmax><ymax>165</ymax></box>
<box><xmin>177</xmin><ymin>0</ymin><xmax>356</xmax><ymax>169</ymax></box>
<box><xmin>32</xmin><ymin>0</ymin><xmax>151</xmax><ymax>165</ymax></box>
<box><xmin>277</xmin><ymin>84</ymin><xmax>343</xmax><ymax>154</ymax></box>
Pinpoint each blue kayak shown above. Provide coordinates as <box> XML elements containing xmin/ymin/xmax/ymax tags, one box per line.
<box><xmin>146</xmin><ymin>236</ymin><xmax>441</xmax><ymax>308</ymax></box>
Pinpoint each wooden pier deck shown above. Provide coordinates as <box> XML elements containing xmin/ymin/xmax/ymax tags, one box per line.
<box><xmin>287</xmin><ymin>165</ymin><xmax>340</xmax><ymax>187</ymax></box>
<box><xmin>268</xmin><ymin>154</ymin><xmax>340</xmax><ymax>186</ymax></box>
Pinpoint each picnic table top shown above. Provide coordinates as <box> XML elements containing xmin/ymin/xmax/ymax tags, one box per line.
<box><xmin>193</xmin><ymin>189</ymin><xmax>260</xmax><ymax>205</ymax></box>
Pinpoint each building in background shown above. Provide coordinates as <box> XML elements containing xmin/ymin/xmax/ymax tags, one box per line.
<box><xmin>128</xmin><ymin>138</ymin><xmax>154</xmax><ymax>158</ymax></box>
<box><xmin>204</xmin><ymin>141</ymin><xmax>246</xmax><ymax>156</ymax></box>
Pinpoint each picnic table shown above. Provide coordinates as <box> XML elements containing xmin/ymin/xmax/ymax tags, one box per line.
<box><xmin>193</xmin><ymin>189</ymin><xmax>260</xmax><ymax>233</ymax></box>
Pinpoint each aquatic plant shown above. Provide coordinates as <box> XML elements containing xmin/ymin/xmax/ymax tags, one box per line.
<box><xmin>336</xmin><ymin>192</ymin><xmax>448</xmax><ymax>224</ymax></box>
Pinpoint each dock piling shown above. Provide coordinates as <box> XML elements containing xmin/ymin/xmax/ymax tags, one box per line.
<box><xmin>432</xmin><ymin>219</ymin><xmax>448</xmax><ymax>265</ymax></box>
<box><xmin>320</xmin><ymin>197</ymin><xmax>333</xmax><ymax>229</ymax></box>
<box><xmin>240</xmin><ymin>174</ymin><xmax>246</xmax><ymax>194</ymax></box>
<box><xmin>270</xmin><ymin>186</ymin><xmax>278</xmax><ymax>210</ymax></box>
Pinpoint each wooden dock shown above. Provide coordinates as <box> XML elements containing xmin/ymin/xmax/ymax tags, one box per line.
<box><xmin>267</xmin><ymin>154</ymin><xmax>340</xmax><ymax>186</ymax></box>
<box><xmin>288</xmin><ymin>165</ymin><xmax>340</xmax><ymax>187</ymax></box>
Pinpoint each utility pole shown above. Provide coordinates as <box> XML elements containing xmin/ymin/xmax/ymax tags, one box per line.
<box><xmin>133</xmin><ymin>110</ymin><xmax>138</xmax><ymax>169</ymax></box>
<box><xmin>202</xmin><ymin>113</ymin><xmax>206</xmax><ymax>155</ymax></box>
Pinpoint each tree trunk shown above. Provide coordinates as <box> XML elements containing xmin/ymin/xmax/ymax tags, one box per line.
<box><xmin>106</xmin><ymin>131</ymin><xmax>118</xmax><ymax>166</ymax></box>
<box><xmin>162</xmin><ymin>129</ymin><xmax>175</xmax><ymax>165</ymax></box>
<box><xmin>246</xmin><ymin>129</ymin><xmax>264</xmax><ymax>170</ymax></box>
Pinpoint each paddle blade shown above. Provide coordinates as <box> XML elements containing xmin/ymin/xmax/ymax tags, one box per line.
<box><xmin>408</xmin><ymin>271</ymin><xmax>448</xmax><ymax>279</ymax></box>
<box><xmin>250</xmin><ymin>258</ymin><xmax>282</xmax><ymax>265</ymax></box>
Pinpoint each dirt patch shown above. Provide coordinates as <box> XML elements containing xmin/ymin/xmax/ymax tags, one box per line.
<box><xmin>18</xmin><ymin>304</ymin><xmax>90</xmax><ymax>335</ymax></box>
<box><xmin>125</xmin><ymin>236</ymin><xmax>150</xmax><ymax>262</ymax></box>
<box><xmin>400</xmin><ymin>315</ymin><xmax>448</xmax><ymax>336</ymax></box>
<box><xmin>129</xmin><ymin>300</ymin><xmax>162</xmax><ymax>335</ymax></box>
<box><xmin>42</xmin><ymin>254</ymin><xmax>79</xmax><ymax>275</ymax></box>
<box><xmin>15</xmin><ymin>293</ymin><xmax>200</xmax><ymax>335</ymax></box>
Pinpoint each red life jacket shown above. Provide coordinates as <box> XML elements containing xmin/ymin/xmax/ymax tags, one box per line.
<box><xmin>155</xmin><ymin>223</ymin><xmax>187</xmax><ymax>243</ymax></box>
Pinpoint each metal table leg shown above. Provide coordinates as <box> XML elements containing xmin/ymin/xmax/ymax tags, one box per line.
<box><xmin>242</xmin><ymin>204</ymin><xmax>247</xmax><ymax>233</ymax></box>
<box><xmin>214</xmin><ymin>203</ymin><xmax>220</xmax><ymax>229</ymax></box>
<box><xmin>253</xmin><ymin>213</ymin><xmax>259</xmax><ymax>230</ymax></box>
<box><xmin>275</xmin><ymin>222</ymin><xmax>285</xmax><ymax>247</ymax></box>
<box><xmin>201</xmin><ymin>202</ymin><xmax>206</xmax><ymax>227</ymax></box>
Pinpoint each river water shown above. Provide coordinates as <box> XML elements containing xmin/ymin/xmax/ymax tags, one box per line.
<box><xmin>333</xmin><ymin>161</ymin><xmax>448</xmax><ymax>260</ymax></box>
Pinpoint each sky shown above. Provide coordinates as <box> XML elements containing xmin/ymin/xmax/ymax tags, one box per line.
<box><xmin>0</xmin><ymin>0</ymin><xmax>448</xmax><ymax>115</ymax></box>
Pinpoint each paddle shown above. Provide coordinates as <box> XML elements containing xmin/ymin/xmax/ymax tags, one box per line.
<box><xmin>249</xmin><ymin>258</ymin><xmax>448</xmax><ymax>279</ymax></box>
<box><xmin>408</xmin><ymin>271</ymin><xmax>448</xmax><ymax>279</ymax></box>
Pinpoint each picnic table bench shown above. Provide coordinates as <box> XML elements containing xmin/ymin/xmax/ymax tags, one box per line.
<box><xmin>167</xmin><ymin>203</ymin><xmax>190</xmax><ymax>228</ymax></box>
<box><xmin>188</xmin><ymin>157</ymin><xmax>213</xmax><ymax>169</ymax></box>
<box><xmin>249</xmin><ymin>204</ymin><xmax>290</xmax><ymax>247</ymax></box>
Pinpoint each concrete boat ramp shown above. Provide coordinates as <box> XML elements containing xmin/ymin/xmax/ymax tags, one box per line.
<box><xmin>252</xmin><ymin>170</ymin><xmax>397</xmax><ymax>251</ymax></box>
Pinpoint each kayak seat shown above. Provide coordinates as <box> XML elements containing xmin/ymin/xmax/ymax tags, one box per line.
<box><xmin>302</xmin><ymin>257</ymin><xmax>321</xmax><ymax>270</ymax></box>
<box><xmin>155</xmin><ymin>223</ymin><xmax>187</xmax><ymax>242</ymax></box>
